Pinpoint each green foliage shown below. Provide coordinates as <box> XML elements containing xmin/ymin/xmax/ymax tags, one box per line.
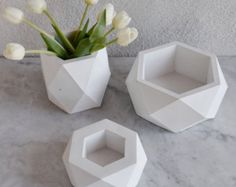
<box><xmin>67</xmin><ymin>31</ymin><xmax>77</xmax><ymax>43</ymax></box>
<box><xmin>40</xmin><ymin>33</ymin><xmax>68</xmax><ymax>59</ymax></box>
<box><xmin>74</xmin><ymin>19</ymin><xmax>90</xmax><ymax>46</ymax></box>
<box><xmin>89</xmin><ymin>10</ymin><xmax>106</xmax><ymax>43</ymax></box>
<box><xmin>74</xmin><ymin>38</ymin><xmax>93</xmax><ymax>57</ymax></box>
<box><xmin>87</xmin><ymin>23</ymin><xmax>97</xmax><ymax>36</ymax></box>
<box><xmin>90</xmin><ymin>42</ymin><xmax>106</xmax><ymax>53</ymax></box>
<box><xmin>51</xmin><ymin>24</ymin><xmax>75</xmax><ymax>53</ymax></box>
<box><xmin>90</xmin><ymin>37</ymin><xmax>106</xmax><ymax>53</ymax></box>
<box><xmin>41</xmin><ymin>10</ymin><xmax>108</xmax><ymax>60</ymax></box>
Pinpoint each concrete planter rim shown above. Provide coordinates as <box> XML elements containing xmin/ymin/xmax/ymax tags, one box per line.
<box><xmin>68</xmin><ymin>120</ymin><xmax>138</xmax><ymax>178</ymax></box>
<box><xmin>137</xmin><ymin>41</ymin><xmax>220</xmax><ymax>99</ymax></box>
<box><xmin>40</xmin><ymin>49</ymin><xmax>100</xmax><ymax>64</ymax></box>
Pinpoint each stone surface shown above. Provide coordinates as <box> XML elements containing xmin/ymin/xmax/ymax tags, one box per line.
<box><xmin>1</xmin><ymin>0</ymin><xmax>236</xmax><ymax>56</ymax></box>
<box><xmin>0</xmin><ymin>57</ymin><xmax>236</xmax><ymax>187</ymax></box>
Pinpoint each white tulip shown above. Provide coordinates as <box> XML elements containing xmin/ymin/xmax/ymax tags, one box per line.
<box><xmin>3</xmin><ymin>7</ymin><xmax>24</xmax><ymax>24</ymax></box>
<box><xmin>28</xmin><ymin>0</ymin><xmax>47</xmax><ymax>14</ymax></box>
<box><xmin>112</xmin><ymin>11</ymin><xmax>131</xmax><ymax>30</ymax></box>
<box><xmin>117</xmin><ymin>27</ymin><xmax>138</xmax><ymax>46</ymax></box>
<box><xmin>3</xmin><ymin>43</ymin><xmax>25</xmax><ymax>60</ymax></box>
<box><xmin>85</xmin><ymin>0</ymin><xmax>99</xmax><ymax>5</ymax></box>
<box><xmin>97</xmin><ymin>3</ymin><xmax>116</xmax><ymax>26</ymax></box>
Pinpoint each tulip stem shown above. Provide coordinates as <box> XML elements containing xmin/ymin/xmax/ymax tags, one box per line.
<box><xmin>104</xmin><ymin>27</ymin><xmax>115</xmax><ymax>37</ymax></box>
<box><xmin>43</xmin><ymin>10</ymin><xmax>58</xmax><ymax>28</ymax></box>
<box><xmin>23</xmin><ymin>18</ymin><xmax>52</xmax><ymax>38</ymax></box>
<box><xmin>106</xmin><ymin>38</ymin><xmax>118</xmax><ymax>46</ymax></box>
<box><xmin>74</xmin><ymin>4</ymin><xmax>90</xmax><ymax>42</ymax></box>
<box><xmin>26</xmin><ymin>50</ymin><xmax>57</xmax><ymax>56</ymax></box>
<box><xmin>43</xmin><ymin>10</ymin><xmax>75</xmax><ymax>53</ymax></box>
<box><xmin>79</xmin><ymin>4</ymin><xmax>90</xmax><ymax>31</ymax></box>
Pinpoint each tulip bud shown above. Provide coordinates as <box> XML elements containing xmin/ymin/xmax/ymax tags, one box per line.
<box><xmin>3</xmin><ymin>43</ymin><xmax>25</xmax><ymax>60</ymax></box>
<box><xmin>112</xmin><ymin>11</ymin><xmax>131</xmax><ymax>30</ymax></box>
<box><xmin>117</xmin><ymin>27</ymin><xmax>138</xmax><ymax>46</ymax></box>
<box><xmin>85</xmin><ymin>0</ymin><xmax>99</xmax><ymax>5</ymax></box>
<box><xmin>3</xmin><ymin>7</ymin><xmax>24</xmax><ymax>24</ymax></box>
<box><xmin>97</xmin><ymin>3</ymin><xmax>116</xmax><ymax>26</ymax></box>
<box><xmin>28</xmin><ymin>0</ymin><xmax>47</xmax><ymax>14</ymax></box>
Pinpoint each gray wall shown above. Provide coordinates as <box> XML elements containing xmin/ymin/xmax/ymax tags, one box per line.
<box><xmin>1</xmin><ymin>0</ymin><xmax>236</xmax><ymax>57</ymax></box>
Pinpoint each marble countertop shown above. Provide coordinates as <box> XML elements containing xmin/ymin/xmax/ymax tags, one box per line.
<box><xmin>0</xmin><ymin>56</ymin><xmax>235</xmax><ymax>187</ymax></box>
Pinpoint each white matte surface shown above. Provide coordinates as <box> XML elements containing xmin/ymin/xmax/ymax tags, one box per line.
<box><xmin>126</xmin><ymin>42</ymin><xmax>228</xmax><ymax>133</ymax></box>
<box><xmin>41</xmin><ymin>48</ymin><xmax>111</xmax><ymax>114</ymax></box>
<box><xmin>63</xmin><ymin>119</ymin><xmax>147</xmax><ymax>187</ymax></box>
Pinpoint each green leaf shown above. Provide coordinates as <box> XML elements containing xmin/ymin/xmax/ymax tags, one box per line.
<box><xmin>90</xmin><ymin>43</ymin><xmax>105</xmax><ymax>53</ymax></box>
<box><xmin>54</xmin><ymin>35</ymin><xmax>63</xmax><ymax>46</ymax></box>
<box><xmin>67</xmin><ymin>31</ymin><xmax>77</xmax><ymax>44</ymax></box>
<box><xmin>74</xmin><ymin>19</ymin><xmax>90</xmax><ymax>47</ymax></box>
<box><xmin>40</xmin><ymin>33</ymin><xmax>68</xmax><ymax>59</ymax></box>
<box><xmin>95</xmin><ymin>37</ymin><xmax>106</xmax><ymax>44</ymax></box>
<box><xmin>51</xmin><ymin>24</ymin><xmax>75</xmax><ymax>53</ymax></box>
<box><xmin>90</xmin><ymin>37</ymin><xmax>106</xmax><ymax>53</ymax></box>
<box><xmin>87</xmin><ymin>23</ymin><xmax>97</xmax><ymax>36</ymax></box>
<box><xmin>89</xmin><ymin>10</ymin><xmax>106</xmax><ymax>42</ymax></box>
<box><xmin>74</xmin><ymin>38</ymin><xmax>93</xmax><ymax>57</ymax></box>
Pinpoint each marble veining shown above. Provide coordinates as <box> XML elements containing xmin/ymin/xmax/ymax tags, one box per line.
<box><xmin>0</xmin><ymin>57</ymin><xmax>236</xmax><ymax>187</ymax></box>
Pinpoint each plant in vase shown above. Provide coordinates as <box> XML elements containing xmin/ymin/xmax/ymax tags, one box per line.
<box><xmin>2</xmin><ymin>0</ymin><xmax>138</xmax><ymax>113</ymax></box>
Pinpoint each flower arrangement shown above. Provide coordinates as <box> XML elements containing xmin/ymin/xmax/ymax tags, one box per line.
<box><xmin>3</xmin><ymin>0</ymin><xmax>138</xmax><ymax>60</ymax></box>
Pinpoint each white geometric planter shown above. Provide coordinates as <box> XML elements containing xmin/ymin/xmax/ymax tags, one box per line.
<box><xmin>63</xmin><ymin>119</ymin><xmax>147</xmax><ymax>187</ymax></box>
<box><xmin>126</xmin><ymin>42</ymin><xmax>228</xmax><ymax>133</ymax></box>
<box><xmin>41</xmin><ymin>48</ymin><xmax>111</xmax><ymax>114</ymax></box>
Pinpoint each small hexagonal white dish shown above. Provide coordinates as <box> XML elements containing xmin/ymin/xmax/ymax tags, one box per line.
<box><xmin>41</xmin><ymin>48</ymin><xmax>111</xmax><ymax>114</ymax></box>
<box><xmin>63</xmin><ymin>119</ymin><xmax>147</xmax><ymax>187</ymax></box>
<box><xmin>126</xmin><ymin>42</ymin><xmax>228</xmax><ymax>133</ymax></box>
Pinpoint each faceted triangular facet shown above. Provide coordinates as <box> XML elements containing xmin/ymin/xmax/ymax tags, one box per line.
<box><xmin>151</xmin><ymin>100</ymin><xmax>205</xmax><ymax>132</ymax></box>
<box><xmin>180</xmin><ymin>86</ymin><xmax>219</xmax><ymax>117</ymax></box>
<box><xmin>63</xmin><ymin>58</ymin><xmax>95</xmax><ymax>92</ymax></box>
<box><xmin>126</xmin><ymin>42</ymin><xmax>228</xmax><ymax>132</ymax></box>
<box><xmin>72</xmin><ymin>94</ymin><xmax>98</xmax><ymax>113</ymax></box>
<box><xmin>48</xmin><ymin>67</ymin><xmax>83</xmax><ymax>112</ymax></box>
<box><xmin>85</xmin><ymin>49</ymin><xmax>111</xmax><ymax>103</ymax></box>
<box><xmin>41</xmin><ymin>54</ymin><xmax>62</xmax><ymax>86</ymax></box>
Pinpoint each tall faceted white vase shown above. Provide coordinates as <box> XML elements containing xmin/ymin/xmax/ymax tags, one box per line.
<box><xmin>126</xmin><ymin>42</ymin><xmax>228</xmax><ymax>133</ymax></box>
<box><xmin>63</xmin><ymin>119</ymin><xmax>147</xmax><ymax>187</ymax></box>
<box><xmin>41</xmin><ymin>48</ymin><xmax>111</xmax><ymax>114</ymax></box>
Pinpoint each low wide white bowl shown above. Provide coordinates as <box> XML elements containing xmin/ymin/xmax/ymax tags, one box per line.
<box><xmin>63</xmin><ymin>119</ymin><xmax>147</xmax><ymax>187</ymax></box>
<box><xmin>126</xmin><ymin>42</ymin><xmax>228</xmax><ymax>133</ymax></box>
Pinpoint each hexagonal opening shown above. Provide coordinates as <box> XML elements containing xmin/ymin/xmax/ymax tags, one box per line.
<box><xmin>83</xmin><ymin>130</ymin><xmax>125</xmax><ymax>167</ymax></box>
<box><xmin>143</xmin><ymin>44</ymin><xmax>214</xmax><ymax>94</ymax></box>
